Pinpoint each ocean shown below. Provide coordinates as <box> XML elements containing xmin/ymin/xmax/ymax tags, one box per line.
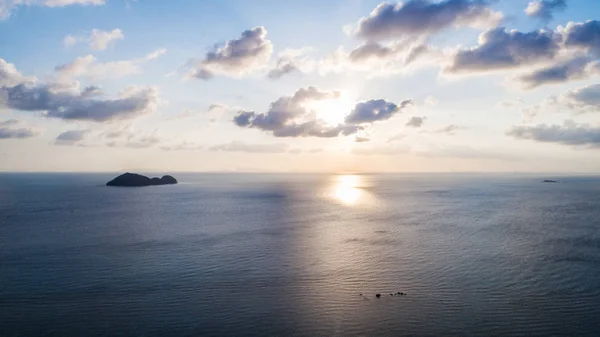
<box><xmin>1</xmin><ymin>173</ymin><xmax>600</xmax><ymax>336</ymax></box>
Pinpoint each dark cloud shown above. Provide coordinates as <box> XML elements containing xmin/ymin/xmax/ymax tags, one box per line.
<box><xmin>515</xmin><ymin>57</ymin><xmax>597</xmax><ymax>89</ymax></box>
<box><xmin>55</xmin><ymin>130</ymin><xmax>88</xmax><ymax>146</ymax></box>
<box><xmin>209</xmin><ymin>141</ymin><xmax>288</xmax><ymax>153</ymax></box>
<box><xmin>525</xmin><ymin>0</ymin><xmax>567</xmax><ymax>21</ymax></box>
<box><xmin>447</xmin><ymin>27</ymin><xmax>561</xmax><ymax>72</ymax></box>
<box><xmin>1</xmin><ymin>83</ymin><xmax>158</xmax><ymax>122</ymax></box>
<box><xmin>355</xmin><ymin>0</ymin><xmax>502</xmax><ymax>41</ymax></box>
<box><xmin>345</xmin><ymin>99</ymin><xmax>412</xmax><ymax>124</ymax></box>
<box><xmin>560</xmin><ymin>83</ymin><xmax>600</xmax><ymax>111</ymax></box>
<box><xmin>561</xmin><ymin>20</ymin><xmax>600</xmax><ymax>54</ymax></box>
<box><xmin>0</xmin><ymin>119</ymin><xmax>36</xmax><ymax>139</ymax></box>
<box><xmin>2</xmin><ymin>57</ymin><xmax>159</xmax><ymax>123</ymax></box>
<box><xmin>405</xmin><ymin>116</ymin><xmax>426</xmax><ymax>127</ymax></box>
<box><xmin>508</xmin><ymin>120</ymin><xmax>600</xmax><ymax>147</ymax></box>
<box><xmin>188</xmin><ymin>27</ymin><xmax>273</xmax><ymax>79</ymax></box>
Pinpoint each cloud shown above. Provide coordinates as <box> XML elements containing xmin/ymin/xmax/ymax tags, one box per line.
<box><xmin>349</xmin><ymin>42</ymin><xmax>397</xmax><ymax>62</ymax></box>
<box><xmin>345</xmin><ymin>99</ymin><xmax>412</xmax><ymax>124</ymax></box>
<box><xmin>387</xmin><ymin>132</ymin><xmax>406</xmax><ymax>143</ymax></box>
<box><xmin>559</xmin><ymin>20</ymin><xmax>600</xmax><ymax>55</ymax></box>
<box><xmin>354</xmin><ymin>136</ymin><xmax>370</xmax><ymax>142</ymax></box>
<box><xmin>1</xmin><ymin>58</ymin><xmax>34</xmax><ymax>86</ymax></box>
<box><xmin>496</xmin><ymin>98</ymin><xmax>524</xmax><ymax>108</ymax></box>
<box><xmin>508</xmin><ymin>120</ymin><xmax>600</xmax><ymax>148</ymax></box>
<box><xmin>55</xmin><ymin>48</ymin><xmax>166</xmax><ymax>80</ymax></box>
<box><xmin>95</xmin><ymin>125</ymin><xmax>161</xmax><ymax>148</ymax></box>
<box><xmin>428</xmin><ymin>124</ymin><xmax>465</xmax><ymax>134</ymax></box>
<box><xmin>55</xmin><ymin>129</ymin><xmax>88</xmax><ymax>145</ymax></box>
<box><xmin>354</xmin><ymin>0</ymin><xmax>502</xmax><ymax>41</ymax></box>
<box><xmin>513</xmin><ymin>56</ymin><xmax>599</xmax><ymax>89</ymax></box>
<box><xmin>64</xmin><ymin>28</ymin><xmax>124</xmax><ymax>50</ymax></box>
<box><xmin>558</xmin><ymin>83</ymin><xmax>600</xmax><ymax>112</ymax></box>
<box><xmin>0</xmin><ymin>119</ymin><xmax>36</xmax><ymax>139</ymax></box>
<box><xmin>424</xmin><ymin>95</ymin><xmax>438</xmax><ymax>106</ymax></box>
<box><xmin>0</xmin><ymin>0</ymin><xmax>104</xmax><ymax>20</ymax></box>
<box><xmin>209</xmin><ymin>141</ymin><xmax>289</xmax><ymax>153</ymax></box>
<box><xmin>318</xmin><ymin>42</ymin><xmax>443</xmax><ymax>77</ymax></box>
<box><xmin>1</xmin><ymin>80</ymin><xmax>159</xmax><ymax>122</ymax></box>
<box><xmin>267</xmin><ymin>47</ymin><xmax>315</xmax><ymax>79</ymax></box>
<box><xmin>525</xmin><ymin>83</ymin><xmax>600</xmax><ymax>117</ymax></box>
<box><xmin>234</xmin><ymin>86</ymin><xmax>412</xmax><ymax>138</ymax></box>
<box><xmin>122</xmin><ymin>132</ymin><xmax>160</xmax><ymax>148</ymax></box>
<box><xmin>188</xmin><ymin>26</ymin><xmax>273</xmax><ymax>79</ymax></box>
<box><xmin>0</xmin><ymin>118</ymin><xmax>19</xmax><ymax>126</ymax></box>
<box><xmin>160</xmin><ymin>141</ymin><xmax>203</xmax><ymax>151</ymax></box>
<box><xmin>446</xmin><ymin>27</ymin><xmax>561</xmax><ymax>73</ymax></box>
<box><xmin>405</xmin><ymin>116</ymin><xmax>426</xmax><ymax>127</ymax></box>
<box><xmin>525</xmin><ymin>0</ymin><xmax>567</xmax><ymax>21</ymax></box>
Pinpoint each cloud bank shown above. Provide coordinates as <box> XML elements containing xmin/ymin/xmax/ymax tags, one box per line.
<box><xmin>1</xmin><ymin>57</ymin><xmax>160</xmax><ymax>122</ymax></box>
<box><xmin>508</xmin><ymin>120</ymin><xmax>600</xmax><ymax>148</ymax></box>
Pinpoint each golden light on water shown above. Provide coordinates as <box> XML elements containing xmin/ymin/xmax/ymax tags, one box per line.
<box><xmin>332</xmin><ymin>175</ymin><xmax>363</xmax><ymax>205</ymax></box>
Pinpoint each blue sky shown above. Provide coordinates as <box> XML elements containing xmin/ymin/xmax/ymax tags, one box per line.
<box><xmin>1</xmin><ymin>0</ymin><xmax>600</xmax><ymax>172</ymax></box>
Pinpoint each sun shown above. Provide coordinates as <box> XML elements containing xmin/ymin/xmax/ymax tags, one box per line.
<box><xmin>309</xmin><ymin>93</ymin><xmax>355</xmax><ymax>126</ymax></box>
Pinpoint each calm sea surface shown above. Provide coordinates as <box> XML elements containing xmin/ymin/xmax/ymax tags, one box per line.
<box><xmin>1</xmin><ymin>173</ymin><xmax>600</xmax><ymax>336</ymax></box>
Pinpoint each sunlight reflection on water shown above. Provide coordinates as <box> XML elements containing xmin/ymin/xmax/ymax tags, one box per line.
<box><xmin>332</xmin><ymin>175</ymin><xmax>363</xmax><ymax>205</ymax></box>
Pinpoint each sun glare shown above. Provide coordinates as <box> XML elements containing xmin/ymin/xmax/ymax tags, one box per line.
<box><xmin>310</xmin><ymin>94</ymin><xmax>355</xmax><ymax>126</ymax></box>
<box><xmin>332</xmin><ymin>175</ymin><xmax>362</xmax><ymax>205</ymax></box>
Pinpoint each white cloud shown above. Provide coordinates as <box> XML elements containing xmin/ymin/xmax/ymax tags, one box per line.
<box><xmin>64</xmin><ymin>29</ymin><xmax>124</xmax><ymax>50</ymax></box>
<box><xmin>55</xmin><ymin>48</ymin><xmax>166</xmax><ymax>80</ymax></box>
<box><xmin>1</xmin><ymin>0</ymin><xmax>105</xmax><ymax>20</ymax></box>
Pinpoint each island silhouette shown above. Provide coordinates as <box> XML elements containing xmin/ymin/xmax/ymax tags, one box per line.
<box><xmin>106</xmin><ymin>173</ymin><xmax>178</xmax><ymax>187</ymax></box>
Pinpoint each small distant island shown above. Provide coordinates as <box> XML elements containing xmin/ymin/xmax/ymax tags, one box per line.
<box><xmin>542</xmin><ymin>179</ymin><xmax>558</xmax><ymax>183</ymax></box>
<box><xmin>106</xmin><ymin>173</ymin><xmax>178</xmax><ymax>187</ymax></box>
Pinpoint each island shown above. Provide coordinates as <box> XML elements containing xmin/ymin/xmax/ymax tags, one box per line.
<box><xmin>542</xmin><ymin>179</ymin><xmax>558</xmax><ymax>183</ymax></box>
<box><xmin>106</xmin><ymin>173</ymin><xmax>178</xmax><ymax>187</ymax></box>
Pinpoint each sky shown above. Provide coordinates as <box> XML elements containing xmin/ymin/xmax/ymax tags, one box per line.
<box><xmin>1</xmin><ymin>0</ymin><xmax>600</xmax><ymax>173</ymax></box>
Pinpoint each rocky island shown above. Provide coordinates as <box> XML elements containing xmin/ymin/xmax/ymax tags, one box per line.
<box><xmin>106</xmin><ymin>173</ymin><xmax>178</xmax><ymax>187</ymax></box>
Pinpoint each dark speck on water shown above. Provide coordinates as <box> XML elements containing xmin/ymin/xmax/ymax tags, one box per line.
<box><xmin>1</xmin><ymin>173</ymin><xmax>600</xmax><ymax>336</ymax></box>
